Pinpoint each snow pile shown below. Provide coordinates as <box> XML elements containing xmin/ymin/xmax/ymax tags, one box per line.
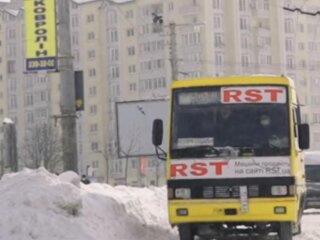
<box><xmin>296</xmin><ymin>210</ymin><xmax>320</xmax><ymax>240</ymax></box>
<box><xmin>0</xmin><ymin>168</ymin><xmax>177</xmax><ymax>240</ymax></box>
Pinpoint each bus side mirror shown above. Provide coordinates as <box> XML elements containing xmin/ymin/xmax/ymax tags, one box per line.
<box><xmin>298</xmin><ymin>124</ymin><xmax>309</xmax><ymax>150</ymax></box>
<box><xmin>152</xmin><ymin>119</ymin><xmax>163</xmax><ymax>147</ymax></box>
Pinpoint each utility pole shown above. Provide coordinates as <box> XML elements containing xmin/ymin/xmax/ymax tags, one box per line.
<box><xmin>152</xmin><ymin>14</ymin><xmax>178</xmax><ymax>82</ymax></box>
<box><xmin>169</xmin><ymin>23</ymin><xmax>178</xmax><ymax>81</ymax></box>
<box><xmin>57</xmin><ymin>1</ymin><xmax>78</xmax><ymax>172</ymax></box>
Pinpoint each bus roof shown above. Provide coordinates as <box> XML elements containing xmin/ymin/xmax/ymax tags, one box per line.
<box><xmin>171</xmin><ymin>75</ymin><xmax>295</xmax><ymax>89</ymax></box>
<box><xmin>304</xmin><ymin>151</ymin><xmax>320</xmax><ymax>165</ymax></box>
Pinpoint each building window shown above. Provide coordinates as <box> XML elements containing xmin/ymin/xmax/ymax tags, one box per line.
<box><xmin>128</xmin><ymin>46</ymin><xmax>135</xmax><ymax>56</ymax></box>
<box><xmin>88</xmin><ymin>68</ymin><xmax>96</xmax><ymax>77</ymax></box>
<box><xmin>298</xmin><ymin>42</ymin><xmax>304</xmax><ymax>50</ymax></box>
<box><xmin>239</xmin><ymin>0</ymin><xmax>246</xmax><ymax>11</ymax></box>
<box><xmin>215</xmin><ymin>52</ymin><xmax>224</xmax><ymax>66</ymax></box>
<box><xmin>168</xmin><ymin>2</ymin><xmax>174</xmax><ymax>11</ymax></box>
<box><xmin>182</xmin><ymin>32</ymin><xmax>201</xmax><ymax>46</ymax></box>
<box><xmin>7</xmin><ymin>60</ymin><xmax>16</xmax><ymax>74</ymax></box>
<box><xmin>89</xmin><ymin>86</ymin><xmax>97</xmax><ymax>97</ymax></box>
<box><xmin>87</xmin><ymin>14</ymin><xmax>95</xmax><ymax>23</ymax></box>
<box><xmin>40</xmin><ymin>91</ymin><xmax>47</xmax><ymax>102</ymax></box>
<box><xmin>88</xmin><ymin>32</ymin><xmax>95</xmax><ymax>40</ymax></box>
<box><xmin>126</xmin><ymin>10</ymin><xmax>134</xmax><ymax>19</ymax></box>
<box><xmin>214</xmin><ymin>33</ymin><xmax>223</xmax><ymax>48</ymax></box>
<box><xmin>10</xmin><ymin>95</ymin><xmax>18</xmax><ymax>109</ymax></box>
<box><xmin>26</xmin><ymin>112</ymin><xmax>34</xmax><ymax>124</ymax></box>
<box><xmin>24</xmin><ymin>94</ymin><xmax>33</xmax><ymax>107</ymax></box>
<box><xmin>127</xmin><ymin>28</ymin><xmax>135</xmax><ymax>37</ymax></box>
<box><xmin>213</xmin><ymin>0</ymin><xmax>222</xmax><ymax>9</ymax></box>
<box><xmin>241</xmin><ymin>55</ymin><xmax>250</xmax><ymax>67</ymax></box>
<box><xmin>91</xmin><ymin>142</ymin><xmax>99</xmax><ymax>151</ymax></box>
<box><xmin>241</xmin><ymin>35</ymin><xmax>249</xmax><ymax>49</ymax></box>
<box><xmin>72</xmin><ymin>32</ymin><xmax>79</xmax><ymax>45</ymax></box>
<box><xmin>263</xmin><ymin>0</ymin><xmax>270</xmax><ymax>11</ymax></box>
<box><xmin>89</xmin><ymin>105</ymin><xmax>97</xmax><ymax>114</ymax></box>
<box><xmin>108</xmin><ymin>29</ymin><xmax>118</xmax><ymax>42</ymax></box>
<box><xmin>240</xmin><ymin>17</ymin><xmax>249</xmax><ymax>30</ymax></box>
<box><xmin>7</xmin><ymin>44</ymin><xmax>16</xmax><ymax>57</ymax></box>
<box><xmin>107</xmin><ymin>10</ymin><xmax>117</xmax><ymax>24</ymax></box>
<box><xmin>92</xmin><ymin>160</ymin><xmax>99</xmax><ymax>168</ymax></box>
<box><xmin>284</xmin><ymin>19</ymin><xmax>294</xmax><ymax>33</ymax></box>
<box><xmin>213</xmin><ymin>15</ymin><xmax>222</xmax><ymax>29</ymax></box>
<box><xmin>90</xmin><ymin>124</ymin><xmax>98</xmax><ymax>132</ymax></box>
<box><xmin>88</xmin><ymin>50</ymin><xmax>96</xmax><ymax>59</ymax></box>
<box><xmin>128</xmin><ymin>65</ymin><xmax>136</xmax><ymax>73</ymax></box>
<box><xmin>7</xmin><ymin>29</ymin><xmax>16</xmax><ymax>39</ymax></box>
<box><xmin>112</xmin><ymin>84</ymin><xmax>120</xmax><ymax>97</ymax></box>
<box><xmin>285</xmin><ymin>38</ymin><xmax>294</xmax><ymax>52</ymax></box>
<box><xmin>286</xmin><ymin>55</ymin><xmax>295</xmax><ymax>69</ymax></box>
<box><xmin>72</xmin><ymin>2</ymin><xmax>78</xmax><ymax>9</ymax></box>
<box><xmin>111</xmin><ymin>66</ymin><xmax>120</xmax><ymax>79</ymax></box>
<box><xmin>71</xmin><ymin>15</ymin><xmax>79</xmax><ymax>27</ymax></box>
<box><xmin>129</xmin><ymin>83</ymin><xmax>137</xmax><ymax>91</ymax></box>
<box><xmin>9</xmin><ymin>78</ymin><xmax>17</xmax><ymax>91</ymax></box>
<box><xmin>110</xmin><ymin>48</ymin><xmax>119</xmax><ymax>61</ymax></box>
<box><xmin>73</xmin><ymin>50</ymin><xmax>80</xmax><ymax>62</ymax></box>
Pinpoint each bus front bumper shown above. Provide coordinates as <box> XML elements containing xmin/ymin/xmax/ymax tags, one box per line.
<box><xmin>169</xmin><ymin>198</ymin><xmax>298</xmax><ymax>224</ymax></box>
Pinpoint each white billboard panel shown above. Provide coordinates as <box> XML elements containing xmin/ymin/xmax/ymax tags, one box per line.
<box><xmin>116</xmin><ymin>99</ymin><xmax>169</xmax><ymax>158</ymax></box>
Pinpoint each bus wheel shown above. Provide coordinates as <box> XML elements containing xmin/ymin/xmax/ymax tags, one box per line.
<box><xmin>278</xmin><ymin>222</ymin><xmax>293</xmax><ymax>240</ymax></box>
<box><xmin>178</xmin><ymin>224</ymin><xmax>194</xmax><ymax>240</ymax></box>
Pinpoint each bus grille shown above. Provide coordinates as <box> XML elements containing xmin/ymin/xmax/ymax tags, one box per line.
<box><xmin>203</xmin><ymin>185</ymin><xmax>259</xmax><ymax>198</ymax></box>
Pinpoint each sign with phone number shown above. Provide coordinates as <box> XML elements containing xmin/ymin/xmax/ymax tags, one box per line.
<box><xmin>26</xmin><ymin>57</ymin><xmax>57</xmax><ymax>71</ymax></box>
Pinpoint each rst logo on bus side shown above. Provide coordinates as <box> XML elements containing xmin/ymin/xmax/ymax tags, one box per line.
<box><xmin>170</xmin><ymin>158</ymin><xmax>291</xmax><ymax>179</ymax></box>
<box><xmin>221</xmin><ymin>86</ymin><xmax>287</xmax><ymax>104</ymax></box>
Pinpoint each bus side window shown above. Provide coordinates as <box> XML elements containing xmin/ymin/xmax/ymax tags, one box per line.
<box><xmin>293</xmin><ymin>106</ymin><xmax>304</xmax><ymax>151</ymax></box>
<box><xmin>293</xmin><ymin>109</ymin><xmax>297</xmax><ymax>138</ymax></box>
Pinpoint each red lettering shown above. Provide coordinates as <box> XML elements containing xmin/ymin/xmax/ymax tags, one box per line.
<box><xmin>209</xmin><ymin>162</ymin><xmax>228</xmax><ymax>175</ymax></box>
<box><xmin>265</xmin><ymin>89</ymin><xmax>283</xmax><ymax>102</ymax></box>
<box><xmin>190</xmin><ymin>163</ymin><xmax>208</xmax><ymax>176</ymax></box>
<box><xmin>223</xmin><ymin>90</ymin><xmax>241</xmax><ymax>103</ymax></box>
<box><xmin>244</xmin><ymin>89</ymin><xmax>263</xmax><ymax>102</ymax></box>
<box><xmin>171</xmin><ymin>164</ymin><xmax>187</xmax><ymax>177</ymax></box>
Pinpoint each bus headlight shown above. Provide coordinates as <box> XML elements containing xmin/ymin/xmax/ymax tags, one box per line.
<box><xmin>271</xmin><ymin>185</ymin><xmax>288</xmax><ymax>196</ymax></box>
<box><xmin>175</xmin><ymin>188</ymin><xmax>191</xmax><ymax>199</ymax></box>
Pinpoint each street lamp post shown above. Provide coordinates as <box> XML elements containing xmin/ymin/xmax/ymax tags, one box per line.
<box><xmin>1</xmin><ymin>118</ymin><xmax>18</xmax><ymax>174</ymax></box>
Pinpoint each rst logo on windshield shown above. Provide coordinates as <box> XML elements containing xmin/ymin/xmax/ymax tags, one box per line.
<box><xmin>221</xmin><ymin>86</ymin><xmax>287</xmax><ymax>104</ymax></box>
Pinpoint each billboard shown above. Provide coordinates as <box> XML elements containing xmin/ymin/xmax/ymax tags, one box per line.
<box><xmin>116</xmin><ymin>99</ymin><xmax>169</xmax><ymax>158</ymax></box>
<box><xmin>24</xmin><ymin>0</ymin><xmax>57</xmax><ymax>71</ymax></box>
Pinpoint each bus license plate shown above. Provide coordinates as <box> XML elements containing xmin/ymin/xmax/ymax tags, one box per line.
<box><xmin>240</xmin><ymin>186</ymin><xmax>249</xmax><ymax>213</ymax></box>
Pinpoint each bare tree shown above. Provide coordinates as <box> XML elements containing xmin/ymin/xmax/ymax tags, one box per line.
<box><xmin>96</xmin><ymin>144</ymin><xmax>110</xmax><ymax>184</ymax></box>
<box><xmin>21</xmin><ymin>123</ymin><xmax>62</xmax><ymax>173</ymax></box>
<box><xmin>119</xmin><ymin>128</ymin><xmax>142</xmax><ymax>185</ymax></box>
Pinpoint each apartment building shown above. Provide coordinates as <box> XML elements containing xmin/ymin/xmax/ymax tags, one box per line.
<box><xmin>72</xmin><ymin>0</ymin><xmax>320</xmax><ymax>186</ymax></box>
<box><xmin>1</xmin><ymin>0</ymin><xmax>320</xmax><ymax>183</ymax></box>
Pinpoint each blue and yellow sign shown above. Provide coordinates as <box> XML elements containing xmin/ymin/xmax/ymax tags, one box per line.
<box><xmin>24</xmin><ymin>0</ymin><xmax>57</xmax><ymax>71</ymax></box>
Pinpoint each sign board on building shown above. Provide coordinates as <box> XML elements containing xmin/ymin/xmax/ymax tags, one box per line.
<box><xmin>24</xmin><ymin>0</ymin><xmax>57</xmax><ymax>71</ymax></box>
<box><xmin>116</xmin><ymin>99</ymin><xmax>169</xmax><ymax>158</ymax></box>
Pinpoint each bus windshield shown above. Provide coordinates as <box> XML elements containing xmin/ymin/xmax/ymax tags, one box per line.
<box><xmin>170</xmin><ymin>86</ymin><xmax>290</xmax><ymax>158</ymax></box>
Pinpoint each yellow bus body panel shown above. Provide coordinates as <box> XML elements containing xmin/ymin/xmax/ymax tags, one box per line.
<box><xmin>171</xmin><ymin>76</ymin><xmax>294</xmax><ymax>89</ymax></box>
